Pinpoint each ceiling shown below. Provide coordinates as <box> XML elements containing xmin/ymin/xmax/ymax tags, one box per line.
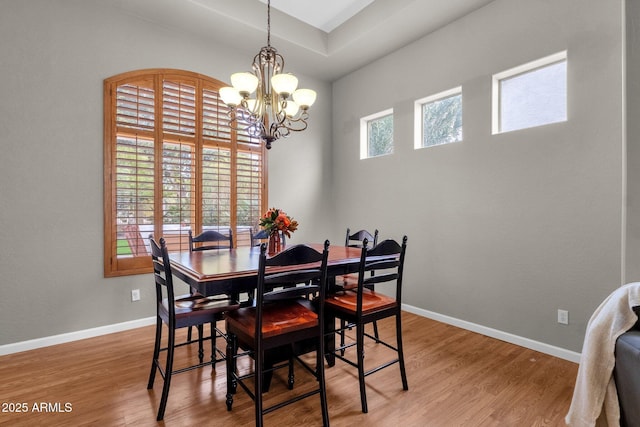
<box><xmin>116</xmin><ymin>0</ymin><xmax>495</xmax><ymax>81</ymax></box>
<box><xmin>260</xmin><ymin>0</ymin><xmax>375</xmax><ymax>33</ymax></box>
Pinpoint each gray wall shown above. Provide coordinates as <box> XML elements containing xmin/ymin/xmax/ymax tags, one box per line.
<box><xmin>0</xmin><ymin>0</ymin><xmax>331</xmax><ymax>345</ymax></box>
<box><xmin>332</xmin><ymin>0</ymin><xmax>625</xmax><ymax>352</ymax></box>
<box><xmin>0</xmin><ymin>0</ymin><xmax>632</xmax><ymax>356</ymax></box>
<box><xmin>627</xmin><ymin>0</ymin><xmax>640</xmax><ymax>284</ymax></box>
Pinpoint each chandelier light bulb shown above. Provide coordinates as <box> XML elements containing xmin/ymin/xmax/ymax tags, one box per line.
<box><xmin>271</xmin><ymin>73</ymin><xmax>298</xmax><ymax>98</ymax></box>
<box><xmin>219</xmin><ymin>86</ymin><xmax>242</xmax><ymax>107</ymax></box>
<box><xmin>230</xmin><ymin>72</ymin><xmax>259</xmax><ymax>96</ymax></box>
<box><xmin>283</xmin><ymin>101</ymin><xmax>300</xmax><ymax>117</ymax></box>
<box><xmin>292</xmin><ymin>88</ymin><xmax>317</xmax><ymax>109</ymax></box>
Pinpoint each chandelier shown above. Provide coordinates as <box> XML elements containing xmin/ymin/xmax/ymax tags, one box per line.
<box><xmin>219</xmin><ymin>0</ymin><xmax>317</xmax><ymax>149</ymax></box>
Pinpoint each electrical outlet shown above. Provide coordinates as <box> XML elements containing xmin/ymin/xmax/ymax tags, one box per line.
<box><xmin>131</xmin><ymin>289</ymin><xmax>141</xmax><ymax>302</ymax></box>
<box><xmin>557</xmin><ymin>309</ymin><xmax>569</xmax><ymax>325</ymax></box>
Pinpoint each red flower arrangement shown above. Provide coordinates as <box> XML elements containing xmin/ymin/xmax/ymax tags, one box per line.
<box><xmin>259</xmin><ymin>207</ymin><xmax>298</xmax><ymax>238</ymax></box>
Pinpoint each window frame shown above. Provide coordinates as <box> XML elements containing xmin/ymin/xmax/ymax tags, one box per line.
<box><xmin>414</xmin><ymin>86</ymin><xmax>463</xmax><ymax>150</ymax></box>
<box><xmin>103</xmin><ymin>69</ymin><xmax>267</xmax><ymax>277</ymax></box>
<box><xmin>492</xmin><ymin>51</ymin><xmax>568</xmax><ymax>134</ymax></box>
<box><xmin>360</xmin><ymin>108</ymin><xmax>394</xmax><ymax>159</ymax></box>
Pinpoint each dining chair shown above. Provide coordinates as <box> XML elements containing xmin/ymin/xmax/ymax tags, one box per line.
<box><xmin>187</xmin><ymin>228</ymin><xmax>234</xmax><ymax>341</ymax></box>
<box><xmin>325</xmin><ymin>236</ymin><xmax>408</xmax><ymax>413</ymax></box>
<box><xmin>337</xmin><ymin>228</ymin><xmax>380</xmax><ymax>343</ymax></box>
<box><xmin>147</xmin><ymin>236</ymin><xmax>239</xmax><ymax>421</ymax></box>
<box><xmin>188</xmin><ymin>228</ymin><xmax>233</xmax><ymax>251</ymax></box>
<box><xmin>225</xmin><ymin>241</ymin><xmax>331</xmax><ymax>427</ymax></box>
<box><xmin>345</xmin><ymin>228</ymin><xmax>379</xmax><ymax>248</ymax></box>
<box><xmin>250</xmin><ymin>228</ymin><xmax>286</xmax><ymax>247</ymax></box>
<box><xmin>338</xmin><ymin>228</ymin><xmax>379</xmax><ymax>290</ymax></box>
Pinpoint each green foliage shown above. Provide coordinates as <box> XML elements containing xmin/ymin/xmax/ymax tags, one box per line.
<box><xmin>368</xmin><ymin>114</ymin><xmax>393</xmax><ymax>157</ymax></box>
<box><xmin>423</xmin><ymin>94</ymin><xmax>462</xmax><ymax>147</ymax></box>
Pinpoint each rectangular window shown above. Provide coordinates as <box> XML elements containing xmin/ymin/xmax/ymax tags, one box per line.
<box><xmin>414</xmin><ymin>87</ymin><xmax>462</xmax><ymax>149</ymax></box>
<box><xmin>492</xmin><ymin>51</ymin><xmax>567</xmax><ymax>134</ymax></box>
<box><xmin>360</xmin><ymin>109</ymin><xmax>393</xmax><ymax>159</ymax></box>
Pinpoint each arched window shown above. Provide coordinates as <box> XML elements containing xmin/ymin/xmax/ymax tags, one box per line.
<box><xmin>103</xmin><ymin>69</ymin><xmax>267</xmax><ymax>277</ymax></box>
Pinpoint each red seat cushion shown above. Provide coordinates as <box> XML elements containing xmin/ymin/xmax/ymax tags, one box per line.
<box><xmin>326</xmin><ymin>289</ymin><xmax>397</xmax><ymax>315</ymax></box>
<box><xmin>226</xmin><ymin>301</ymin><xmax>318</xmax><ymax>339</ymax></box>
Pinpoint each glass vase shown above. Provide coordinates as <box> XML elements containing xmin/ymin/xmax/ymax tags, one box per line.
<box><xmin>268</xmin><ymin>231</ymin><xmax>281</xmax><ymax>254</ymax></box>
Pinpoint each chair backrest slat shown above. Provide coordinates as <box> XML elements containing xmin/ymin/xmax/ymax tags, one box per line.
<box><xmin>149</xmin><ymin>235</ymin><xmax>176</xmax><ymax>319</ymax></box>
<box><xmin>250</xmin><ymin>229</ymin><xmax>286</xmax><ymax>247</ymax></box>
<box><xmin>189</xmin><ymin>229</ymin><xmax>233</xmax><ymax>251</ymax></box>
<box><xmin>345</xmin><ymin>228</ymin><xmax>379</xmax><ymax>248</ymax></box>
<box><xmin>363</xmin><ymin>273</ymin><xmax>399</xmax><ymax>286</ymax></box>
<box><xmin>354</xmin><ymin>236</ymin><xmax>408</xmax><ymax>313</ymax></box>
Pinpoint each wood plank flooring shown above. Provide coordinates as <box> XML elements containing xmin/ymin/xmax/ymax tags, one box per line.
<box><xmin>0</xmin><ymin>312</ymin><xmax>578</xmax><ymax>426</ymax></box>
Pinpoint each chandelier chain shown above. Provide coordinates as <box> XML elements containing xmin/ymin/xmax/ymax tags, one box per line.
<box><xmin>267</xmin><ymin>0</ymin><xmax>271</xmax><ymax>47</ymax></box>
<box><xmin>218</xmin><ymin>0</ymin><xmax>316</xmax><ymax>149</ymax></box>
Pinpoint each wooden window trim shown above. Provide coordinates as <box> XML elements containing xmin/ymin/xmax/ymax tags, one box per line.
<box><xmin>104</xmin><ymin>69</ymin><xmax>267</xmax><ymax>277</ymax></box>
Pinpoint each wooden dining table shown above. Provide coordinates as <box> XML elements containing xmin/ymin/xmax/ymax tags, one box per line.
<box><xmin>168</xmin><ymin>243</ymin><xmax>364</xmax><ymax>298</ymax></box>
<box><xmin>169</xmin><ymin>243</ymin><xmax>366</xmax><ymax>368</ymax></box>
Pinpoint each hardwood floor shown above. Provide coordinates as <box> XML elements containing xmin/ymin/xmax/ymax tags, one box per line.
<box><xmin>0</xmin><ymin>312</ymin><xmax>577</xmax><ymax>426</ymax></box>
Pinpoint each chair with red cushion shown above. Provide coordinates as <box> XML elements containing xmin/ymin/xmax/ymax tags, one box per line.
<box><xmin>186</xmin><ymin>228</ymin><xmax>234</xmax><ymax>341</ymax></box>
<box><xmin>225</xmin><ymin>241</ymin><xmax>331</xmax><ymax>427</ymax></box>
<box><xmin>146</xmin><ymin>236</ymin><xmax>239</xmax><ymax>421</ymax></box>
<box><xmin>325</xmin><ymin>236</ymin><xmax>408</xmax><ymax>413</ymax></box>
<box><xmin>336</xmin><ymin>228</ymin><xmax>380</xmax><ymax>345</ymax></box>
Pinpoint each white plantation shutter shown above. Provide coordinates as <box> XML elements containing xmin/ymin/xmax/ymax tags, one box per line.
<box><xmin>202</xmin><ymin>146</ymin><xmax>232</xmax><ymax>230</ymax></box>
<box><xmin>236</xmin><ymin>147</ymin><xmax>264</xmax><ymax>246</ymax></box>
<box><xmin>104</xmin><ymin>69</ymin><xmax>267</xmax><ymax>277</ymax></box>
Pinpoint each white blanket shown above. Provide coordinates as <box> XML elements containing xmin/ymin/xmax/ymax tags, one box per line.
<box><xmin>565</xmin><ymin>282</ymin><xmax>640</xmax><ymax>426</ymax></box>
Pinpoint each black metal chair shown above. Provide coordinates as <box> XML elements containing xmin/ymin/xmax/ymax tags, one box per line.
<box><xmin>225</xmin><ymin>242</ymin><xmax>331</xmax><ymax>427</ymax></box>
<box><xmin>147</xmin><ymin>236</ymin><xmax>239</xmax><ymax>421</ymax></box>
<box><xmin>325</xmin><ymin>236</ymin><xmax>408</xmax><ymax>413</ymax></box>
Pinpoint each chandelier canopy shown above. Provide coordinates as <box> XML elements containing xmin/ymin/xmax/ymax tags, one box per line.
<box><xmin>219</xmin><ymin>0</ymin><xmax>317</xmax><ymax>149</ymax></box>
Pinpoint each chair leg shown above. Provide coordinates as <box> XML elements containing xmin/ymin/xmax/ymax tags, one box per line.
<box><xmin>197</xmin><ymin>324</ymin><xmax>204</xmax><ymax>364</ymax></box>
<box><xmin>317</xmin><ymin>332</ymin><xmax>330</xmax><ymax>426</ymax></box>
<box><xmin>396</xmin><ymin>312</ymin><xmax>408</xmax><ymax>391</ymax></box>
<box><xmin>340</xmin><ymin>319</ymin><xmax>346</xmax><ymax>356</ymax></box>
<box><xmin>157</xmin><ymin>326</ymin><xmax>176</xmax><ymax>421</ymax></box>
<box><xmin>287</xmin><ymin>352</ymin><xmax>295</xmax><ymax>390</ymax></box>
<box><xmin>147</xmin><ymin>317</ymin><xmax>162</xmax><ymax>389</ymax></box>
<box><xmin>356</xmin><ymin>323</ymin><xmax>368</xmax><ymax>413</ymax></box>
<box><xmin>372</xmin><ymin>320</ymin><xmax>380</xmax><ymax>342</ymax></box>
<box><xmin>211</xmin><ymin>321</ymin><xmax>216</xmax><ymax>370</ymax></box>
<box><xmin>187</xmin><ymin>288</ymin><xmax>197</xmax><ymax>342</ymax></box>
<box><xmin>226</xmin><ymin>333</ymin><xmax>237</xmax><ymax>411</ymax></box>
<box><xmin>255</xmin><ymin>350</ymin><xmax>264</xmax><ymax>427</ymax></box>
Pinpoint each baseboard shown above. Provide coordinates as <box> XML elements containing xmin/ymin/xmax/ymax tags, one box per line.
<box><xmin>1</xmin><ymin>308</ymin><xmax>582</xmax><ymax>363</ymax></box>
<box><xmin>402</xmin><ymin>304</ymin><xmax>581</xmax><ymax>364</ymax></box>
<box><xmin>0</xmin><ymin>317</ymin><xmax>156</xmax><ymax>356</ymax></box>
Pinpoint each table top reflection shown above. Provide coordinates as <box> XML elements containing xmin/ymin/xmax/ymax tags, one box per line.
<box><xmin>169</xmin><ymin>243</ymin><xmax>363</xmax><ymax>296</ymax></box>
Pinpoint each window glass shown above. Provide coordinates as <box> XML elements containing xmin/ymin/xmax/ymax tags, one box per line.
<box><xmin>360</xmin><ymin>109</ymin><xmax>393</xmax><ymax>159</ymax></box>
<box><xmin>415</xmin><ymin>87</ymin><xmax>462</xmax><ymax>149</ymax></box>
<box><xmin>494</xmin><ymin>51</ymin><xmax>567</xmax><ymax>133</ymax></box>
